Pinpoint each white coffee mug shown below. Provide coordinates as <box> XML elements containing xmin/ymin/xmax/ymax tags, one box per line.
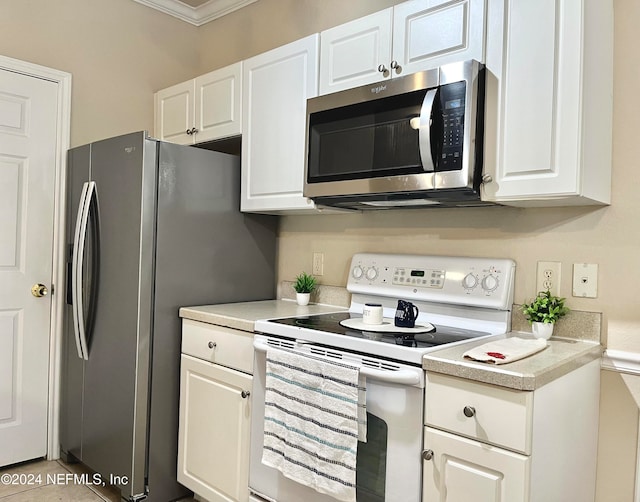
<box><xmin>362</xmin><ymin>303</ymin><xmax>384</xmax><ymax>325</ymax></box>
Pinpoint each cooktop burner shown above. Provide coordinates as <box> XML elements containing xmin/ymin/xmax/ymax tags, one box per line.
<box><xmin>268</xmin><ymin>312</ymin><xmax>490</xmax><ymax>349</ymax></box>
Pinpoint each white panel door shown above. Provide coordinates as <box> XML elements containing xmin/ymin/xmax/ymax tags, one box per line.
<box><xmin>0</xmin><ymin>69</ymin><xmax>58</xmax><ymax>467</ymax></box>
<box><xmin>154</xmin><ymin>79</ymin><xmax>195</xmax><ymax>145</ymax></box>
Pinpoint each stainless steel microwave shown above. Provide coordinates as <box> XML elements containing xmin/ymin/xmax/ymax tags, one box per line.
<box><xmin>304</xmin><ymin>60</ymin><xmax>489</xmax><ymax>209</ymax></box>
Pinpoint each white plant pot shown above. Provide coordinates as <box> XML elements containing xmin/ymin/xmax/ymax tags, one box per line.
<box><xmin>296</xmin><ymin>292</ymin><xmax>311</xmax><ymax>306</ymax></box>
<box><xmin>531</xmin><ymin>321</ymin><xmax>554</xmax><ymax>340</ymax></box>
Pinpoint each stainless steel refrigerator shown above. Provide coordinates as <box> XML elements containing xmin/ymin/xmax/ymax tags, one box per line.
<box><xmin>60</xmin><ymin>131</ymin><xmax>276</xmax><ymax>501</ymax></box>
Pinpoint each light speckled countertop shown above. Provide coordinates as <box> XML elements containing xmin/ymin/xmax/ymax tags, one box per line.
<box><xmin>179</xmin><ymin>300</ymin><xmax>347</xmax><ymax>333</ymax></box>
<box><xmin>180</xmin><ymin>299</ymin><xmax>602</xmax><ymax>392</ymax></box>
<box><xmin>422</xmin><ymin>333</ymin><xmax>602</xmax><ymax>391</ymax></box>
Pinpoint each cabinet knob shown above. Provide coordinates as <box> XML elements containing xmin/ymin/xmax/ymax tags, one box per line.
<box><xmin>463</xmin><ymin>406</ymin><xmax>476</xmax><ymax>418</ymax></box>
<box><xmin>241</xmin><ymin>390</ymin><xmax>251</xmax><ymax>398</ymax></box>
<box><xmin>377</xmin><ymin>64</ymin><xmax>388</xmax><ymax>74</ymax></box>
<box><xmin>186</xmin><ymin>127</ymin><xmax>199</xmax><ymax>135</ymax></box>
<box><xmin>390</xmin><ymin>60</ymin><xmax>401</xmax><ymax>74</ymax></box>
<box><xmin>422</xmin><ymin>449</ymin><xmax>434</xmax><ymax>461</ymax></box>
<box><xmin>208</xmin><ymin>341</ymin><xmax>217</xmax><ymax>349</ymax></box>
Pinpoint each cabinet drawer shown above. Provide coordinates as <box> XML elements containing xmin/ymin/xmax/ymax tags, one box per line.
<box><xmin>182</xmin><ymin>319</ymin><xmax>254</xmax><ymax>374</ymax></box>
<box><xmin>425</xmin><ymin>373</ymin><xmax>533</xmax><ymax>454</ymax></box>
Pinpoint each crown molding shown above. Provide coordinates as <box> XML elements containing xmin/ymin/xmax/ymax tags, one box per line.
<box><xmin>132</xmin><ymin>0</ymin><xmax>257</xmax><ymax>26</ymax></box>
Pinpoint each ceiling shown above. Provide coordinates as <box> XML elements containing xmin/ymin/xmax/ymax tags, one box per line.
<box><xmin>131</xmin><ymin>0</ymin><xmax>258</xmax><ymax>26</ymax></box>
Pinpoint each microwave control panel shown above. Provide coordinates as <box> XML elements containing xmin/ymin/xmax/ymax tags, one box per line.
<box><xmin>438</xmin><ymin>81</ymin><xmax>466</xmax><ymax>172</ymax></box>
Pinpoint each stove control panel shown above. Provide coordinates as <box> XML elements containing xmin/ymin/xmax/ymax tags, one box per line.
<box><xmin>347</xmin><ymin>253</ymin><xmax>516</xmax><ymax>310</ymax></box>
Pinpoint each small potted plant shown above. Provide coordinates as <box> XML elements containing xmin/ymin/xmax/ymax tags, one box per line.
<box><xmin>521</xmin><ymin>290</ymin><xmax>569</xmax><ymax>339</ymax></box>
<box><xmin>293</xmin><ymin>271</ymin><xmax>317</xmax><ymax>306</ymax></box>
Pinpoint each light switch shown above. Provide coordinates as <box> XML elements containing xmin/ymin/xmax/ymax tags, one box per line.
<box><xmin>572</xmin><ymin>263</ymin><xmax>598</xmax><ymax>298</ymax></box>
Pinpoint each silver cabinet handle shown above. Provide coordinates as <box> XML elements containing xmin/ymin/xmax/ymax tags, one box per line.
<box><xmin>186</xmin><ymin>127</ymin><xmax>199</xmax><ymax>135</ymax></box>
<box><xmin>241</xmin><ymin>390</ymin><xmax>251</xmax><ymax>399</ymax></box>
<box><xmin>208</xmin><ymin>341</ymin><xmax>217</xmax><ymax>349</ymax></box>
<box><xmin>377</xmin><ymin>64</ymin><xmax>388</xmax><ymax>74</ymax></box>
<box><xmin>463</xmin><ymin>406</ymin><xmax>476</xmax><ymax>418</ymax></box>
<box><xmin>422</xmin><ymin>449</ymin><xmax>434</xmax><ymax>461</ymax></box>
<box><xmin>390</xmin><ymin>60</ymin><xmax>401</xmax><ymax>74</ymax></box>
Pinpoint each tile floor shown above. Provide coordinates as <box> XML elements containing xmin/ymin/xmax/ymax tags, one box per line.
<box><xmin>0</xmin><ymin>458</ymin><xmax>121</xmax><ymax>501</ymax></box>
<box><xmin>0</xmin><ymin>458</ymin><xmax>197</xmax><ymax>501</ymax></box>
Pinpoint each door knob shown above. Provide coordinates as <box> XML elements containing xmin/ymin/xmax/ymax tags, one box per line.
<box><xmin>31</xmin><ymin>283</ymin><xmax>48</xmax><ymax>298</ymax></box>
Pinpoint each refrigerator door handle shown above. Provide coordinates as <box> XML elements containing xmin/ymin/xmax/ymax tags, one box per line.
<box><xmin>72</xmin><ymin>181</ymin><xmax>95</xmax><ymax>360</ymax></box>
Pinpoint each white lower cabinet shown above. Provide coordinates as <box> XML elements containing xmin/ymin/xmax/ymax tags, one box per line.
<box><xmin>423</xmin><ymin>427</ymin><xmax>529</xmax><ymax>502</ymax></box>
<box><xmin>178</xmin><ymin>320</ymin><xmax>253</xmax><ymax>502</ymax></box>
<box><xmin>422</xmin><ymin>358</ymin><xmax>600</xmax><ymax>502</ymax></box>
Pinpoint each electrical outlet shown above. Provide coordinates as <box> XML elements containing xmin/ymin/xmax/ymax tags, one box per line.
<box><xmin>312</xmin><ymin>252</ymin><xmax>324</xmax><ymax>276</ymax></box>
<box><xmin>536</xmin><ymin>261</ymin><xmax>561</xmax><ymax>296</ymax></box>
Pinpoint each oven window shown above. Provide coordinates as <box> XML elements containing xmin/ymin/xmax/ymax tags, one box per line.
<box><xmin>356</xmin><ymin>413</ymin><xmax>387</xmax><ymax>502</ymax></box>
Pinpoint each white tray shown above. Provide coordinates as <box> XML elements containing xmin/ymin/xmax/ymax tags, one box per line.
<box><xmin>339</xmin><ymin>318</ymin><xmax>435</xmax><ymax>334</ymax></box>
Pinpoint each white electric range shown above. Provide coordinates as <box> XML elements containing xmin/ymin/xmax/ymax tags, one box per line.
<box><xmin>249</xmin><ymin>253</ymin><xmax>516</xmax><ymax>502</ymax></box>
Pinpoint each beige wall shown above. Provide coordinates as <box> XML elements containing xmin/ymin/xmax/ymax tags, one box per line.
<box><xmin>197</xmin><ymin>0</ymin><xmax>403</xmax><ymax>73</ymax></box>
<box><xmin>3</xmin><ymin>0</ymin><xmax>638</xmax><ymax>498</ymax></box>
<box><xmin>1</xmin><ymin>0</ymin><xmax>200</xmax><ymax>147</ymax></box>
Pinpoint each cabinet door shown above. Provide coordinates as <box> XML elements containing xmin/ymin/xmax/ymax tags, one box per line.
<box><xmin>154</xmin><ymin>79</ymin><xmax>195</xmax><ymax>145</ymax></box>
<box><xmin>319</xmin><ymin>9</ymin><xmax>392</xmax><ymax>95</ymax></box>
<box><xmin>195</xmin><ymin>62</ymin><xmax>242</xmax><ymax>143</ymax></box>
<box><xmin>178</xmin><ymin>354</ymin><xmax>252</xmax><ymax>502</ymax></box>
<box><xmin>423</xmin><ymin>427</ymin><xmax>530</xmax><ymax>502</ymax></box>
<box><xmin>241</xmin><ymin>34</ymin><xmax>319</xmax><ymax>213</ymax></box>
<box><xmin>483</xmin><ymin>0</ymin><xmax>613</xmax><ymax>205</ymax></box>
<box><xmin>393</xmin><ymin>0</ymin><xmax>485</xmax><ymax>75</ymax></box>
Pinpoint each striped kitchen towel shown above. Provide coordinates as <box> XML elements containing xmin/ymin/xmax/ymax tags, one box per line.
<box><xmin>262</xmin><ymin>347</ymin><xmax>366</xmax><ymax>502</ymax></box>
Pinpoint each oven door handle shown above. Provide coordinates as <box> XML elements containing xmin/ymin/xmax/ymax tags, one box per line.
<box><xmin>254</xmin><ymin>338</ymin><xmax>423</xmax><ymax>386</ymax></box>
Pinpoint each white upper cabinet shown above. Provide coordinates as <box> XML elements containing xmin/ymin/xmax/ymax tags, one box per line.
<box><xmin>241</xmin><ymin>34</ymin><xmax>319</xmax><ymax>213</ymax></box>
<box><xmin>155</xmin><ymin>79</ymin><xmax>193</xmax><ymax>144</ymax></box>
<box><xmin>154</xmin><ymin>62</ymin><xmax>242</xmax><ymax>144</ymax></box>
<box><xmin>319</xmin><ymin>0</ymin><xmax>486</xmax><ymax>95</ymax></box>
<box><xmin>482</xmin><ymin>0</ymin><xmax>613</xmax><ymax>206</ymax></box>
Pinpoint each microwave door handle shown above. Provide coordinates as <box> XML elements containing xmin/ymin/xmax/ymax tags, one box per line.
<box><xmin>418</xmin><ymin>88</ymin><xmax>438</xmax><ymax>172</ymax></box>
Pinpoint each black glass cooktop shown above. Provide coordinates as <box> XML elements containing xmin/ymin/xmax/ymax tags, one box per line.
<box><xmin>269</xmin><ymin>312</ymin><xmax>489</xmax><ymax>348</ymax></box>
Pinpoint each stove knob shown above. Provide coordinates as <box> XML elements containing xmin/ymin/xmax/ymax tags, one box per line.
<box><xmin>462</xmin><ymin>273</ymin><xmax>478</xmax><ymax>289</ymax></box>
<box><xmin>482</xmin><ymin>274</ymin><xmax>499</xmax><ymax>292</ymax></box>
<box><xmin>365</xmin><ymin>267</ymin><xmax>378</xmax><ymax>281</ymax></box>
<box><xmin>352</xmin><ymin>266</ymin><xmax>364</xmax><ymax>279</ymax></box>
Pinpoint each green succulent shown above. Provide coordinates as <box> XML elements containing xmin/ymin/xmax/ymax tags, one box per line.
<box><xmin>521</xmin><ymin>290</ymin><xmax>569</xmax><ymax>324</ymax></box>
<box><xmin>293</xmin><ymin>271</ymin><xmax>317</xmax><ymax>294</ymax></box>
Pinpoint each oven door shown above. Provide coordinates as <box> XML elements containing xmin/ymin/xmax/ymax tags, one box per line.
<box><xmin>304</xmin><ymin>59</ymin><xmax>483</xmax><ymax>201</ymax></box>
<box><xmin>249</xmin><ymin>337</ymin><xmax>425</xmax><ymax>502</ymax></box>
